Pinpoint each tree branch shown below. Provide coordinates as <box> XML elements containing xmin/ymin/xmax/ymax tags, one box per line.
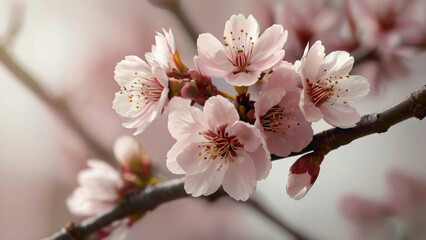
<box><xmin>272</xmin><ymin>84</ymin><xmax>426</xmax><ymax>160</ymax></box>
<box><xmin>0</xmin><ymin>43</ymin><xmax>115</xmax><ymax>164</ymax></box>
<box><xmin>44</xmin><ymin>85</ymin><xmax>425</xmax><ymax>239</ymax></box>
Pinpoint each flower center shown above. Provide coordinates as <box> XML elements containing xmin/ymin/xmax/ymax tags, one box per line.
<box><xmin>309</xmin><ymin>82</ymin><xmax>330</xmax><ymax>107</ymax></box>
<box><xmin>261</xmin><ymin>105</ymin><xmax>296</xmax><ymax>133</ymax></box>
<box><xmin>120</xmin><ymin>74</ymin><xmax>164</xmax><ymax>109</ymax></box>
<box><xmin>223</xmin><ymin>29</ymin><xmax>255</xmax><ymax>73</ymax></box>
<box><xmin>199</xmin><ymin>124</ymin><xmax>244</xmax><ymax>162</ymax></box>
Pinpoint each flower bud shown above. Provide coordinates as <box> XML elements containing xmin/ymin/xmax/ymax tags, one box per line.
<box><xmin>286</xmin><ymin>151</ymin><xmax>324</xmax><ymax>200</ymax></box>
<box><xmin>113</xmin><ymin>136</ymin><xmax>140</xmax><ymax>166</ymax></box>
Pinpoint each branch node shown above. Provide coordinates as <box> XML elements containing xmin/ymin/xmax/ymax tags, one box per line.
<box><xmin>410</xmin><ymin>92</ymin><xmax>426</xmax><ymax>120</ymax></box>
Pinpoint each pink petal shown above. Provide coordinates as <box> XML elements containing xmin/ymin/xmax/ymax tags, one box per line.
<box><xmin>228</xmin><ymin>121</ymin><xmax>262</xmax><ymax>152</ymax></box>
<box><xmin>222</xmin><ymin>156</ymin><xmax>257</xmax><ymax>201</ymax></box>
<box><xmin>251</xmin><ymin>25</ymin><xmax>287</xmax><ymax>64</ymax></box>
<box><xmin>176</xmin><ymin>142</ymin><xmax>212</xmax><ymax>175</ymax></box>
<box><xmin>114</xmin><ymin>56</ymin><xmax>151</xmax><ymax>87</ymax></box>
<box><xmin>261</xmin><ymin>65</ymin><xmax>299</xmax><ymax>92</ymax></box>
<box><xmin>255</xmin><ymin>88</ymin><xmax>285</xmax><ymax>117</ymax></box>
<box><xmin>167</xmin><ymin>105</ymin><xmax>206</xmax><ymax>141</ymax></box>
<box><xmin>196</xmin><ymin>33</ymin><xmax>234</xmax><ymax>77</ymax></box>
<box><xmin>299</xmin><ymin>87</ymin><xmax>323</xmax><ymax>122</ymax></box>
<box><xmin>328</xmin><ymin>75</ymin><xmax>370</xmax><ymax>103</ymax></box>
<box><xmin>320</xmin><ymin>51</ymin><xmax>354</xmax><ymax>78</ymax></box>
<box><xmin>320</xmin><ymin>103</ymin><xmax>361</xmax><ymax>128</ymax></box>
<box><xmin>184</xmin><ymin>160</ymin><xmax>228</xmax><ymax>197</ymax></box>
<box><xmin>302</xmin><ymin>41</ymin><xmax>325</xmax><ymax>83</ymax></box>
<box><xmin>203</xmin><ymin>96</ymin><xmax>240</xmax><ymax>129</ymax></box>
<box><xmin>166</xmin><ymin>140</ymin><xmax>190</xmax><ymax>175</ymax></box>
<box><xmin>286</xmin><ymin>172</ymin><xmax>312</xmax><ymax>200</ymax></box>
<box><xmin>246</xmin><ymin>146</ymin><xmax>271</xmax><ymax>180</ymax></box>
<box><xmin>224</xmin><ymin>71</ymin><xmax>260</xmax><ymax>87</ymax></box>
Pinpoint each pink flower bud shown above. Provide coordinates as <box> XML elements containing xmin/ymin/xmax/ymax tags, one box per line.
<box><xmin>286</xmin><ymin>151</ymin><xmax>324</xmax><ymax>200</ymax></box>
<box><xmin>113</xmin><ymin>136</ymin><xmax>140</xmax><ymax>166</ymax></box>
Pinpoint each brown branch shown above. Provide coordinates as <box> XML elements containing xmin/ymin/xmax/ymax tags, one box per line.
<box><xmin>0</xmin><ymin>43</ymin><xmax>115</xmax><ymax>164</ymax></box>
<box><xmin>44</xmin><ymin>85</ymin><xmax>425</xmax><ymax>239</ymax></box>
<box><xmin>246</xmin><ymin>198</ymin><xmax>310</xmax><ymax>240</ymax></box>
<box><xmin>272</xmin><ymin>84</ymin><xmax>426</xmax><ymax>160</ymax></box>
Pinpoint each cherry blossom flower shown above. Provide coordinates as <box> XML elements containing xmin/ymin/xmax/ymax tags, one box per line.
<box><xmin>67</xmin><ymin>160</ymin><xmax>129</xmax><ymax>239</ymax></box>
<box><xmin>254</xmin><ymin>65</ymin><xmax>313</xmax><ymax>156</ymax></box>
<box><xmin>166</xmin><ymin>96</ymin><xmax>270</xmax><ymax>201</ymax></box>
<box><xmin>113</xmin><ymin>55</ymin><xmax>169</xmax><ymax>135</ymax></box>
<box><xmin>196</xmin><ymin>14</ymin><xmax>287</xmax><ymax>86</ymax></box>
<box><xmin>286</xmin><ymin>151</ymin><xmax>324</xmax><ymax>200</ymax></box>
<box><xmin>298</xmin><ymin>41</ymin><xmax>370</xmax><ymax>128</ymax></box>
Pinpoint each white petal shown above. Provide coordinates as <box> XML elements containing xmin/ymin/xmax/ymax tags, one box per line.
<box><xmin>251</xmin><ymin>25</ymin><xmax>287</xmax><ymax>64</ymax></box>
<box><xmin>204</xmin><ymin>96</ymin><xmax>239</xmax><ymax>129</ymax></box>
<box><xmin>328</xmin><ymin>75</ymin><xmax>370</xmax><ymax>103</ymax></box>
<box><xmin>176</xmin><ymin>142</ymin><xmax>211</xmax><ymax>175</ymax></box>
<box><xmin>320</xmin><ymin>51</ymin><xmax>354</xmax><ymax>78</ymax></box>
<box><xmin>228</xmin><ymin>121</ymin><xmax>262</xmax><ymax>152</ymax></box>
<box><xmin>224</xmin><ymin>71</ymin><xmax>260</xmax><ymax>86</ymax></box>
<box><xmin>197</xmin><ymin>33</ymin><xmax>234</xmax><ymax>77</ymax></box>
<box><xmin>320</xmin><ymin>103</ymin><xmax>361</xmax><ymax>128</ymax></box>
<box><xmin>302</xmin><ymin>41</ymin><xmax>325</xmax><ymax>83</ymax></box>
<box><xmin>114</xmin><ymin>56</ymin><xmax>151</xmax><ymax>87</ymax></box>
<box><xmin>184</xmin><ymin>160</ymin><xmax>227</xmax><ymax>197</ymax></box>
<box><xmin>167</xmin><ymin>105</ymin><xmax>206</xmax><ymax>141</ymax></box>
<box><xmin>286</xmin><ymin>172</ymin><xmax>312</xmax><ymax>200</ymax></box>
<box><xmin>222</xmin><ymin>156</ymin><xmax>257</xmax><ymax>201</ymax></box>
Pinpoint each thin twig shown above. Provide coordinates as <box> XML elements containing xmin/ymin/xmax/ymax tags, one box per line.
<box><xmin>148</xmin><ymin>0</ymin><xmax>198</xmax><ymax>44</ymax></box>
<box><xmin>44</xmin><ymin>85</ymin><xmax>426</xmax><ymax>240</ymax></box>
<box><xmin>0</xmin><ymin>43</ymin><xmax>115</xmax><ymax>164</ymax></box>
<box><xmin>246</xmin><ymin>198</ymin><xmax>310</xmax><ymax>240</ymax></box>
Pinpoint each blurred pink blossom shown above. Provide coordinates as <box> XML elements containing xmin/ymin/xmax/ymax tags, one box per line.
<box><xmin>166</xmin><ymin>96</ymin><xmax>270</xmax><ymax>201</ymax></box>
<box><xmin>274</xmin><ymin>0</ymin><xmax>356</xmax><ymax>62</ymax></box>
<box><xmin>67</xmin><ymin>160</ymin><xmax>129</xmax><ymax>239</ymax></box>
<box><xmin>196</xmin><ymin>14</ymin><xmax>287</xmax><ymax>86</ymax></box>
<box><xmin>341</xmin><ymin>169</ymin><xmax>426</xmax><ymax>239</ymax></box>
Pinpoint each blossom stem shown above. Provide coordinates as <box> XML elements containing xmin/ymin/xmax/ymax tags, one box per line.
<box><xmin>0</xmin><ymin>43</ymin><xmax>115</xmax><ymax>164</ymax></box>
<box><xmin>217</xmin><ymin>89</ymin><xmax>237</xmax><ymax>101</ymax></box>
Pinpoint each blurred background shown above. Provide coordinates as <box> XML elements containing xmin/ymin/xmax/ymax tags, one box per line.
<box><xmin>0</xmin><ymin>0</ymin><xmax>425</xmax><ymax>239</ymax></box>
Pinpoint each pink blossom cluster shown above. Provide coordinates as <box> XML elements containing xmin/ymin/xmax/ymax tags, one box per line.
<box><xmin>113</xmin><ymin>14</ymin><xmax>370</xmax><ymax>201</ymax></box>
<box><xmin>271</xmin><ymin>0</ymin><xmax>425</xmax><ymax>93</ymax></box>
<box><xmin>67</xmin><ymin>136</ymin><xmax>158</xmax><ymax>239</ymax></box>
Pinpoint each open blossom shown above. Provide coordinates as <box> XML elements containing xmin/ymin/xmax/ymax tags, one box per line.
<box><xmin>196</xmin><ymin>14</ymin><xmax>287</xmax><ymax>86</ymax></box>
<box><xmin>166</xmin><ymin>96</ymin><xmax>270</xmax><ymax>201</ymax></box>
<box><xmin>113</xmin><ymin>55</ymin><xmax>169</xmax><ymax>135</ymax></box>
<box><xmin>298</xmin><ymin>41</ymin><xmax>370</xmax><ymax>128</ymax></box>
<box><xmin>286</xmin><ymin>151</ymin><xmax>324</xmax><ymax>200</ymax></box>
<box><xmin>67</xmin><ymin>160</ymin><xmax>129</xmax><ymax>239</ymax></box>
<box><xmin>254</xmin><ymin>66</ymin><xmax>313</xmax><ymax>156</ymax></box>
